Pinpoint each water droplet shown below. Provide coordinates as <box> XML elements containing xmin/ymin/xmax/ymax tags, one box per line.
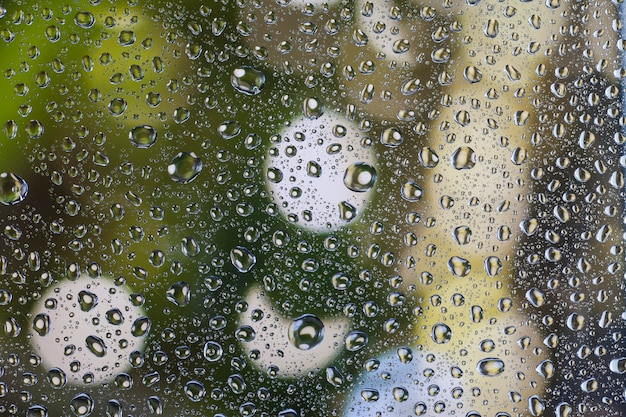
<box><xmin>74</xmin><ymin>11</ymin><xmax>95</xmax><ymax>28</ymax></box>
<box><xmin>484</xmin><ymin>19</ymin><xmax>499</xmax><ymax>37</ymax></box>
<box><xmin>448</xmin><ymin>256</ymin><xmax>471</xmax><ymax>277</ymax></box>
<box><xmin>166</xmin><ymin>281</ymin><xmax>190</xmax><ymax>307</ymax></box>
<box><xmin>431</xmin><ymin>322</ymin><xmax>452</xmax><ymax>344</ymax></box>
<box><xmin>525</xmin><ymin>287</ymin><xmax>545</xmax><ymax>307</ymax></box>
<box><xmin>108</xmin><ymin>98</ymin><xmax>127</xmax><ymax>116</ymax></box>
<box><xmin>77</xmin><ymin>290</ymin><xmax>98</xmax><ymax>312</ymax></box>
<box><xmin>47</xmin><ymin>368</ymin><xmax>67</xmax><ymax>388</ymax></box>
<box><xmin>32</xmin><ymin>313</ymin><xmax>50</xmax><ymax>336</ymax></box>
<box><xmin>173</xmin><ymin>107</ymin><xmax>190</xmax><ymax>124</ymax></box>
<box><xmin>418</xmin><ymin>147</ymin><xmax>439</xmax><ymax>168</ymax></box>
<box><xmin>484</xmin><ymin>256</ymin><xmax>502</xmax><ymax>276</ymax></box>
<box><xmin>168</xmin><ymin>152</ymin><xmax>202</xmax><ymax>184</ymax></box>
<box><xmin>381</xmin><ymin>127</ymin><xmax>403</xmax><ymax>147</ymax></box>
<box><xmin>203</xmin><ymin>341</ymin><xmax>223</xmax><ymax>362</ymax></box>
<box><xmin>464</xmin><ymin>66</ymin><xmax>483</xmax><ymax>83</ymax></box>
<box><xmin>303</xmin><ymin>97</ymin><xmax>324</xmax><ymax>119</ymax></box>
<box><xmin>400</xmin><ymin>181</ymin><xmax>422</xmax><ymax>202</ymax></box>
<box><xmin>536</xmin><ymin>360</ymin><xmax>554</xmax><ymax>378</ymax></box>
<box><xmin>361</xmin><ymin>389</ymin><xmax>379</xmax><ymax>402</ymax></box>
<box><xmin>452</xmin><ymin>226</ymin><xmax>472</xmax><ymax>245</ymax></box>
<box><xmin>399</xmin><ymin>78</ymin><xmax>422</xmax><ymax>96</ymax></box>
<box><xmin>345</xmin><ymin>330</ymin><xmax>368</xmax><ymax>351</ymax></box>
<box><xmin>85</xmin><ymin>335</ymin><xmax>107</xmax><ymax>358</ymax></box>
<box><xmin>477</xmin><ymin>358</ymin><xmax>505</xmax><ymax>376</ymax></box>
<box><xmin>70</xmin><ymin>393</ymin><xmax>94</xmax><ymax>417</ymax></box>
<box><xmin>118</xmin><ymin>30</ymin><xmax>136</xmax><ymax>46</ymax></box>
<box><xmin>326</xmin><ymin>366</ymin><xmax>345</xmax><ymax>387</ymax></box>
<box><xmin>610</xmin><ymin>357</ymin><xmax>626</xmax><ymax>374</ymax></box>
<box><xmin>129</xmin><ymin>125</ymin><xmax>157</xmax><ymax>148</ymax></box>
<box><xmin>343</xmin><ymin>162</ymin><xmax>377</xmax><ymax>192</ymax></box>
<box><xmin>218</xmin><ymin>120</ymin><xmax>242</xmax><ymax>139</ymax></box>
<box><xmin>231</xmin><ymin>66</ymin><xmax>266</xmax><ymax>95</ymax></box>
<box><xmin>184</xmin><ymin>380</ymin><xmax>206</xmax><ymax>402</ymax></box>
<box><xmin>392</xmin><ymin>39</ymin><xmax>410</xmax><ymax>54</ymax></box>
<box><xmin>288</xmin><ymin>314</ymin><xmax>325</xmax><ymax>350</ymax></box>
<box><xmin>131</xmin><ymin>316</ymin><xmax>151</xmax><ymax>337</ymax></box>
<box><xmin>0</xmin><ymin>172</ymin><xmax>28</xmax><ymax>205</ymax></box>
<box><xmin>528</xmin><ymin>395</ymin><xmax>545</xmax><ymax>416</ymax></box>
<box><xmin>451</xmin><ymin>146</ymin><xmax>476</xmax><ymax>169</ymax></box>
<box><xmin>230</xmin><ymin>246</ymin><xmax>256</xmax><ymax>273</ymax></box>
<box><xmin>105</xmin><ymin>308</ymin><xmax>124</xmax><ymax>325</ymax></box>
<box><xmin>338</xmin><ymin>200</ymin><xmax>358</xmax><ymax>222</ymax></box>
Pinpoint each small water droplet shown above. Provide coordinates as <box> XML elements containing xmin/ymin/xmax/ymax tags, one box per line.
<box><xmin>477</xmin><ymin>358</ymin><xmax>505</xmax><ymax>376</ymax></box>
<box><xmin>0</xmin><ymin>172</ymin><xmax>28</xmax><ymax>205</ymax></box>
<box><xmin>288</xmin><ymin>314</ymin><xmax>325</xmax><ymax>350</ymax></box>
<box><xmin>129</xmin><ymin>125</ymin><xmax>157</xmax><ymax>148</ymax></box>
<box><xmin>231</xmin><ymin>66</ymin><xmax>266</xmax><ymax>95</ymax></box>
<box><xmin>343</xmin><ymin>162</ymin><xmax>377</xmax><ymax>192</ymax></box>
<box><xmin>168</xmin><ymin>152</ymin><xmax>202</xmax><ymax>184</ymax></box>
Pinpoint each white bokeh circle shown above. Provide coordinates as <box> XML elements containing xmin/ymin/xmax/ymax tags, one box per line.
<box><xmin>266</xmin><ymin>112</ymin><xmax>377</xmax><ymax>231</ymax></box>
<box><xmin>239</xmin><ymin>285</ymin><xmax>350</xmax><ymax>378</ymax></box>
<box><xmin>30</xmin><ymin>276</ymin><xmax>147</xmax><ymax>384</ymax></box>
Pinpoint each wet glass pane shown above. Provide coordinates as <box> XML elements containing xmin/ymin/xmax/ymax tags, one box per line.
<box><xmin>0</xmin><ymin>1</ymin><xmax>625</xmax><ymax>416</ymax></box>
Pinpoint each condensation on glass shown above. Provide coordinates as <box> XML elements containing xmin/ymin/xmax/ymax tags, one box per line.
<box><xmin>0</xmin><ymin>0</ymin><xmax>624</xmax><ymax>416</ymax></box>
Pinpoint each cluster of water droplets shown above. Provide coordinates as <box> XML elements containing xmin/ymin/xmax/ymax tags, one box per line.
<box><xmin>0</xmin><ymin>0</ymin><xmax>624</xmax><ymax>416</ymax></box>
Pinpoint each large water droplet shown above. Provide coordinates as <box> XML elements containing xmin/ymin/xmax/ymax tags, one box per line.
<box><xmin>345</xmin><ymin>330</ymin><xmax>368</xmax><ymax>351</ymax></box>
<box><xmin>288</xmin><ymin>314</ymin><xmax>325</xmax><ymax>350</ymax></box>
<box><xmin>230</xmin><ymin>246</ymin><xmax>256</xmax><ymax>273</ymax></box>
<box><xmin>448</xmin><ymin>256</ymin><xmax>471</xmax><ymax>277</ymax></box>
<box><xmin>129</xmin><ymin>125</ymin><xmax>157</xmax><ymax>148</ymax></box>
<box><xmin>184</xmin><ymin>380</ymin><xmax>206</xmax><ymax>402</ymax></box>
<box><xmin>70</xmin><ymin>393</ymin><xmax>94</xmax><ymax>416</ymax></box>
<box><xmin>476</xmin><ymin>358</ymin><xmax>505</xmax><ymax>376</ymax></box>
<box><xmin>168</xmin><ymin>152</ymin><xmax>202</xmax><ymax>184</ymax></box>
<box><xmin>231</xmin><ymin>66</ymin><xmax>266</xmax><ymax>95</ymax></box>
<box><xmin>343</xmin><ymin>162</ymin><xmax>377</xmax><ymax>192</ymax></box>
<box><xmin>47</xmin><ymin>368</ymin><xmax>67</xmax><ymax>388</ymax></box>
<box><xmin>85</xmin><ymin>335</ymin><xmax>107</xmax><ymax>357</ymax></box>
<box><xmin>0</xmin><ymin>172</ymin><xmax>28</xmax><ymax>205</ymax></box>
<box><xmin>400</xmin><ymin>181</ymin><xmax>423</xmax><ymax>202</ymax></box>
<box><xmin>166</xmin><ymin>281</ymin><xmax>190</xmax><ymax>307</ymax></box>
<box><xmin>303</xmin><ymin>97</ymin><xmax>324</xmax><ymax>119</ymax></box>
<box><xmin>203</xmin><ymin>341</ymin><xmax>223</xmax><ymax>362</ymax></box>
<box><xmin>451</xmin><ymin>146</ymin><xmax>476</xmax><ymax>169</ymax></box>
<box><xmin>74</xmin><ymin>11</ymin><xmax>95</xmax><ymax>28</ymax></box>
<box><xmin>32</xmin><ymin>313</ymin><xmax>50</xmax><ymax>336</ymax></box>
<box><xmin>431</xmin><ymin>322</ymin><xmax>452</xmax><ymax>344</ymax></box>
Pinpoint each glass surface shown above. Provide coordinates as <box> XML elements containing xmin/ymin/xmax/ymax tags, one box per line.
<box><xmin>0</xmin><ymin>1</ymin><xmax>625</xmax><ymax>416</ymax></box>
